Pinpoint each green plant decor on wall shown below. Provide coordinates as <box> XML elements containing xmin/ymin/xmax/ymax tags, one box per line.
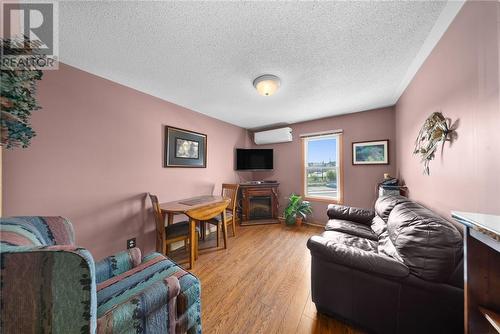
<box><xmin>1</xmin><ymin>38</ymin><xmax>44</xmax><ymax>149</ymax></box>
<box><xmin>413</xmin><ymin>111</ymin><xmax>458</xmax><ymax>175</ymax></box>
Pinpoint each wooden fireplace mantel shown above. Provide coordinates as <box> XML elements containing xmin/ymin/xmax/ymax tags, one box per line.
<box><xmin>239</xmin><ymin>182</ymin><xmax>280</xmax><ymax>225</ymax></box>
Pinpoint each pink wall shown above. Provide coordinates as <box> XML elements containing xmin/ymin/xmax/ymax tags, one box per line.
<box><xmin>2</xmin><ymin>63</ymin><xmax>251</xmax><ymax>259</ymax></box>
<box><xmin>395</xmin><ymin>1</ymin><xmax>500</xmax><ymax>219</ymax></box>
<box><xmin>4</xmin><ymin>0</ymin><xmax>497</xmax><ymax>257</ymax></box>
<box><xmin>253</xmin><ymin>107</ymin><xmax>396</xmax><ymax>224</ymax></box>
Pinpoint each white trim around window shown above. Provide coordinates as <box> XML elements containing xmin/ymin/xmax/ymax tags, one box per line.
<box><xmin>301</xmin><ymin>133</ymin><xmax>343</xmax><ymax>203</ymax></box>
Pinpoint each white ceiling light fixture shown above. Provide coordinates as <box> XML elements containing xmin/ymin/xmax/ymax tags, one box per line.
<box><xmin>253</xmin><ymin>74</ymin><xmax>280</xmax><ymax>96</ymax></box>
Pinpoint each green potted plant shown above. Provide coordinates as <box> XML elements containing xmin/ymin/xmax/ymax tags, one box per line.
<box><xmin>284</xmin><ymin>194</ymin><xmax>312</xmax><ymax>226</ymax></box>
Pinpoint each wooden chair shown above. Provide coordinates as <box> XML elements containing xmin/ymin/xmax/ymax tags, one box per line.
<box><xmin>149</xmin><ymin>193</ymin><xmax>199</xmax><ymax>267</ymax></box>
<box><xmin>203</xmin><ymin>184</ymin><xmax>239</xmax><ymax>247</ymax></box>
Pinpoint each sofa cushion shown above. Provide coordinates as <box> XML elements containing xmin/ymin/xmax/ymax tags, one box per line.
<box><xmin>372</xmin><ymin>215</ymin><xmax>403</xmax><ymax>262</ymax></box>
<box><xmin>370</xmin><ymin>216</ymin><xmax>387</xmax><ymax>237</ymax></box>
<box><xmin>377</xmin><ymin>230</ymin><xmax>403</xmax><ymax>262</ymax></box>
<box><xmin>375</xmin><ymin>195</ymin><xmax>410</xmax><ymax>222</ymax></box>
<box><xmin>387</xmin><ymin>201</ymin><xmax>463</xmax><ymax>282</ymax></box>
<box><xmin>321</xmin><ymin>230</ymin><xmax>378</xmax><ymax>252</ymax></box>
<box><xmin>325</xmin><ymin>219</ymin><xmax>378</xmax><ymax>240</ymax></box>
<box><xmin>307</xmin><ymin>235</ymin><xmax>409</xmax><ymax>278</ymax></box>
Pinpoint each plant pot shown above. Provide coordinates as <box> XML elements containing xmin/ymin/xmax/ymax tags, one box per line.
<box><xmin>295</xmin><ymin>216</ymin><xmax>303</xmax><ymax>226</ymax></box>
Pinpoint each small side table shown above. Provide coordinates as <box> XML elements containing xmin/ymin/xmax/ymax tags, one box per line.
<box><xmin>452</xmin><ymin>211</ymin><xmax>500</xmax><ymax>334</ymax></box>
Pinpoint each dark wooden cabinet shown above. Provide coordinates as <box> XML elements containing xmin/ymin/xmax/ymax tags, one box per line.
<box><xmin>239</xmin><ymin>183</ymin><xmax>279</xmax><ymax>225</ymax></box>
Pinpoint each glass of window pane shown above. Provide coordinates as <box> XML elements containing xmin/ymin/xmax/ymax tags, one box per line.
<box><xmin>304</xmin><ymin>135</ymin><xmax>340</xmax><ymax>200</ymax></box>
<box><xmin>306</xmin><ymin>167</ymin><xmax>338</xmax><ymax>198</ymax></box>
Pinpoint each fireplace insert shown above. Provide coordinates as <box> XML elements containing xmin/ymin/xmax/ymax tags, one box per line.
<box><xmin>249</xmin><ymin>196</ymin><xmax>272</xmax><ymax>219</ymax></box>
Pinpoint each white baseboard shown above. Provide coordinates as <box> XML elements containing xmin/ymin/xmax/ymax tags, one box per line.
<box><xmin>304</xmin><ymin>221</ymin><xmax>325</xmax><ymax>228</ymax></box>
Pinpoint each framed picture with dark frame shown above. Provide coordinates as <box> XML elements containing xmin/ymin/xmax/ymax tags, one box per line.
<box><xmin>352</xmin><ymin>140</ymin><xmax>389</xmax><ymax>165</ymax></box>
<box><xmin>164</xmin><ymin>126</ymin><xmax>207</xmax><ymax>168</ymax></box>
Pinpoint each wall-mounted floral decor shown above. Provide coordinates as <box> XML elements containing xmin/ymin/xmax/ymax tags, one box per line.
<box><xmin>1</xmin><ymin>38</ymin><xmax>44</xmax><ymax>149</ymax></box>
<box><xmin>413</xmin><ymin>111</ymin><xmax>458</xmax><ymax>175</ymax></box>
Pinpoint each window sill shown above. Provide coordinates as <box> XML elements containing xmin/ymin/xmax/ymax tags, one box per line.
<box><xmin>303</xmin><ymin>196</ymin><xmax>343</xmax><ymax>204</ymax></box>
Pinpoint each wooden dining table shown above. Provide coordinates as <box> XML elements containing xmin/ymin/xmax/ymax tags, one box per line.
<box><xmin>159</xmin><ymin>195</ymin><xmax>230</xmax><ymax>268</ymax></box>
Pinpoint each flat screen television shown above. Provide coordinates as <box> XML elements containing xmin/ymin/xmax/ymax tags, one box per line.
<box><xmin>235</xmin><ymin>149</ymin><xmax>273</xmax><ymax>171</ymax></box>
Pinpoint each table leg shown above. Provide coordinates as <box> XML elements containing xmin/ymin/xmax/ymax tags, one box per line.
<box><xmin>189</xmin><ymin>218</ymin><xmax>196</xmax><ymax>269</ymax></box>
<box><xmin>194</xmin><ymin>221</ymin><xmax>199</xmax><ymax>260</ymax></box>
<box><xmin>164</xmin><ymin>213</ymin><xmax>176</xmax><ymax>254</ymax></box>
<box><xmin>156</xmin><ymin>216</ymin><xmax>161</xmax><ymax>253</ymax></box>
<box><xmin>161</xmin><ymin>212</ymin><xmax>170</xmax><ymax>256</ymax></box>
<box><xmin>222</xmin><ymin>210</ymin><xmax>228</xmax><ymax>249</ymax></box>
<box><xmin>216</xmin><ymin>223</ymin><xmax>220</xmax><ymax>248</ymax></box>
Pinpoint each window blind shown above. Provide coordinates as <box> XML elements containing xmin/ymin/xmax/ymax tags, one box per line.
<box><xmin>299</xmin><ymin>129</ymin><xmax>343</xmax><ymax>138</ymax></box>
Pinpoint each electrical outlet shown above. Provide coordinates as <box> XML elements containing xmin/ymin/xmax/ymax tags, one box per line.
<box><xmin>127</xmin><ymin>238</ymin><xmax>136</xmax><ymax>249</ymax></box>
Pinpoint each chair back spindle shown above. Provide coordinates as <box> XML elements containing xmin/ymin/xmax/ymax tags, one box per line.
<box><xmin>221</xmin><ymin>183</ymin><xmax>239</xmax><ymax>215</ymax></box>
<box><xmin>148</xmin><ymin>193</ymin><xmax>166</xmax><ymax>244</ymax></box>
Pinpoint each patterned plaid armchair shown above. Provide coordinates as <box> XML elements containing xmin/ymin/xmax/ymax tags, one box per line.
<box><xmin>0</xmin><ymin>216</ymin><xmax>201</xmax><ymax>334</ymax></box>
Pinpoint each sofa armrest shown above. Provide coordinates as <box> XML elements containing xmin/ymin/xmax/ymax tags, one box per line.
<box><xmin>0</xmin><ymin>245</ymin><xmax>97</xmax><ymax>333</ymax></box>
<box><xmin>307</xmin><ymin>236</ymin><xmax>409</xmax><ymax>278</ymax></box>
<box><xmin>327</xmin><ymin>204</ymin><xmax>375</xmax><ymax>225</ymax></box>
<box><xmin>95</xmin><ymin>248</ymin><xmax>142</xmax><ymax>284</ymax></box>
<box><xmin>97</xmin><ymin>275</ymin><xmax>181</xmax><ymax>334</ymax></box>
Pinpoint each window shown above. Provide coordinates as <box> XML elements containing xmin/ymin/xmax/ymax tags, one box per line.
<box><xmin>302</xmin><ymin>133</ymin><xmax>342</xmax><ymax>202</ymax></box>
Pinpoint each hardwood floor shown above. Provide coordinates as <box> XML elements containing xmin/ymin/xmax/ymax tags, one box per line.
<box><xmin>169</xmin><ymin>223</ymin><xmax>365</xmax><ymax>334</ymax></box>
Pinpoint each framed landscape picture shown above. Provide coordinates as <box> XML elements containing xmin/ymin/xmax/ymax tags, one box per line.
<box><xmin>164</xmin><ymin>126</ymin><xmax>207</xmax><ymax>168</ymax></box>
<box><xmin>352</xmin><ymin>140</ymin><xmax>389</xmax><ymax>165</ymax></box>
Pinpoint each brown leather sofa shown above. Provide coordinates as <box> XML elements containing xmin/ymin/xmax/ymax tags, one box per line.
<box><xmin>307</xmin><ymin>195</ymin><xmax>463</xmax><ymax>334</ymax></box>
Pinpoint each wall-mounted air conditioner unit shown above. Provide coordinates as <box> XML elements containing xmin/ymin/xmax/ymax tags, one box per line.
<box><xmin>254</xmin><ymin>127</ymin><xmax>293</xmax><ymax>145</ymax></box>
